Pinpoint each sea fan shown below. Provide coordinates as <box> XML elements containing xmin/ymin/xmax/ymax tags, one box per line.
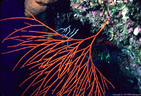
<box><xmin>1</xmin><ymin>10</ymin><xmax>114</xmax><ymax>96</ymax></box>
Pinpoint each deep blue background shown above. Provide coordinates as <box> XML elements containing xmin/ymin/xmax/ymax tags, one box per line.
<box><xmin>0</xmin><ymin>0</ymin><xmax>26</xmax><ymax>96</ymax></box>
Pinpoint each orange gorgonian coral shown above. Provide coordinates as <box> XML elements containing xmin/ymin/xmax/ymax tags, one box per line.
<box><xmin>1</xmin><ymin>10</ymin><xmax>115</xmax><ymax>96</ymax></box>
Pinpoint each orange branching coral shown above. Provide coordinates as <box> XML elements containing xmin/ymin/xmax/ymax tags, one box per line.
<box><xmin>1</xmin><ymin>10</ymin><xmax>114</xmax><ymax>96</ymax></box>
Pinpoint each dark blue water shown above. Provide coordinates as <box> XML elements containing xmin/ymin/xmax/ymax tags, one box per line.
<box><xmin>1</xmin><ymin>0</ymin><xmax>27</xmax><ymax>96</ymax></box>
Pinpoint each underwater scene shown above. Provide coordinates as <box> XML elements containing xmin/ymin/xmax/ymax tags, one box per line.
<box><xmin>0</xmin><ymin>0</ymin><xmax>141</xmax><ymax>96</ymax></box>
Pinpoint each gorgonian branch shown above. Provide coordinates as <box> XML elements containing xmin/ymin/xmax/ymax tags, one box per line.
<box><xmin>1</xmin><ymin>10</ymin><xmax>114</xmax><ymax>96</ymax></box>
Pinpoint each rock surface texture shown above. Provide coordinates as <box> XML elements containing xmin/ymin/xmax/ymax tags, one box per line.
<box><xmin>24</xmin><ymin>0</ymin><xmax>58</xmax><ymax>16</ymax></box>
